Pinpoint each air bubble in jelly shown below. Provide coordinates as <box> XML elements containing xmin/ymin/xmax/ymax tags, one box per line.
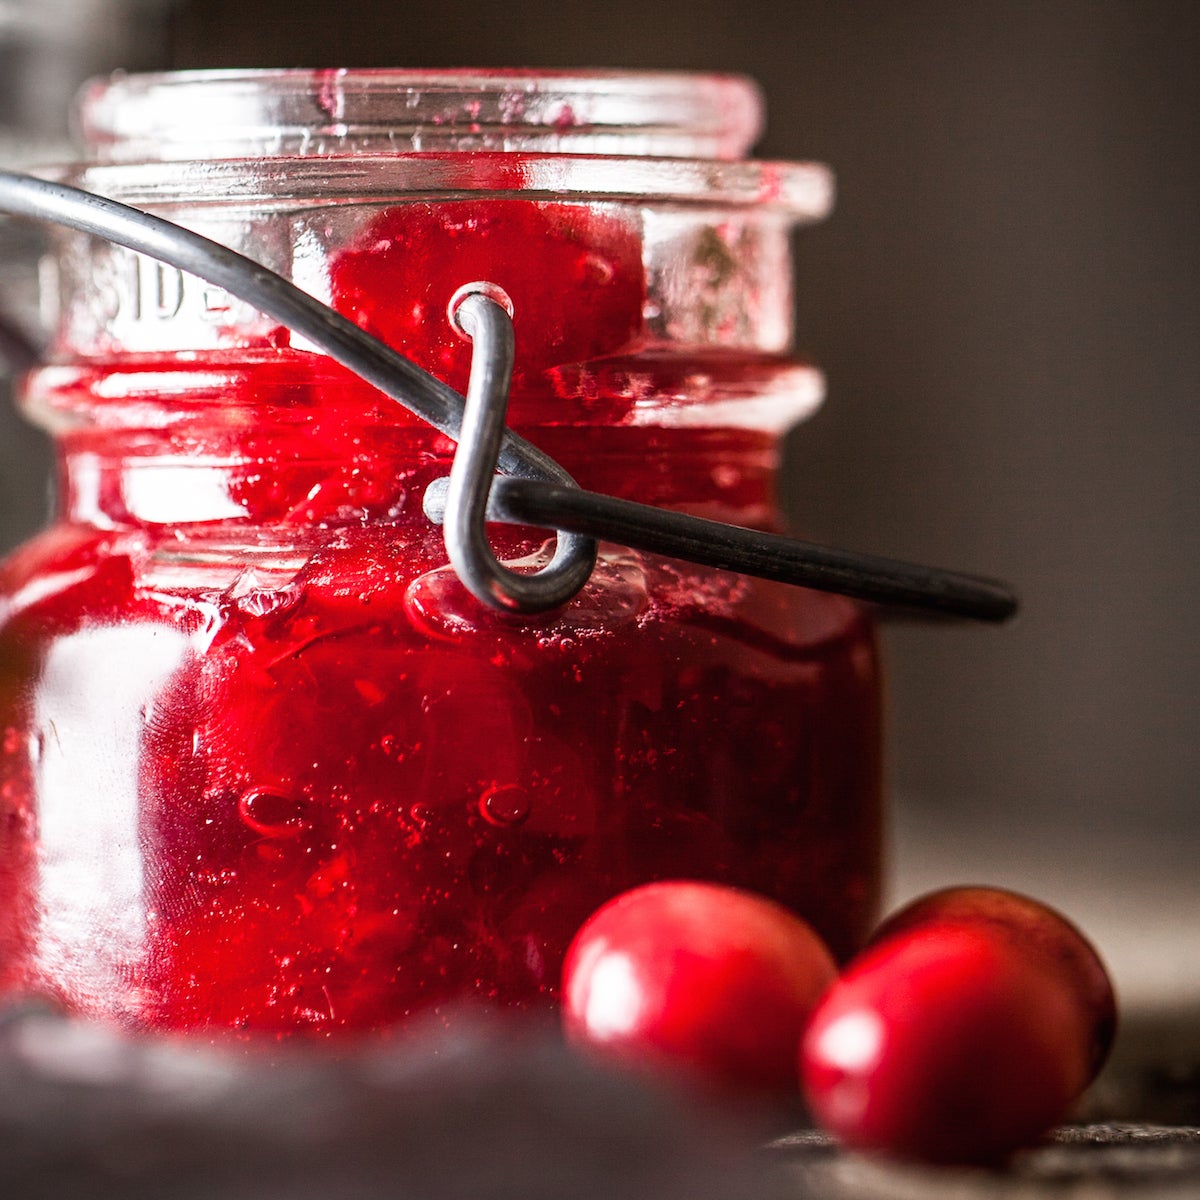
<box><xmin>237</xmin><ymin>788</ymin><xmax>308</xmax><ymax>839</ymax></box>
<box><xmin>478</xmin><ymin>784</ymin><xmax>531</xmax><ymax>827</ymax></box>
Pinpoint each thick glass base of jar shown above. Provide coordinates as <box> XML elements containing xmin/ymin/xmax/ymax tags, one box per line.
<box><xmin>0</xmin><ymin>444</ymin><xmax>880</xmax><ymax>1035</ymax></box>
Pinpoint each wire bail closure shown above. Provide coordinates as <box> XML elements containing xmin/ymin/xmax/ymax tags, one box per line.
<box><xmin>424</xmin><ymin>285</ymin><xmax>1019</xmax><ymax>621</ymax></box>
<box><xmin>424</xmin><ymin>288</ymin><xmax>596</xmax><ymax>613</ymax></box>
<box><xmin>0</xmin><ymin>169</ymin><xmax>1017</xmax><ymax>623</ymax></box>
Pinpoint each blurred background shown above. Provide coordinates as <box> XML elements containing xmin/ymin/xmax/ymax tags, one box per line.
<box><xmin>0</xmin><ymin>0</ymin><xmax>1196</xmax><ymax>1013</ymax></box>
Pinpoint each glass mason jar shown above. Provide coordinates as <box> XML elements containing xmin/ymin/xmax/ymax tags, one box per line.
<box><xmin>0</xmin><ymin>70</ymin><xmax>881</xmax><ymax>1036</ymax></box>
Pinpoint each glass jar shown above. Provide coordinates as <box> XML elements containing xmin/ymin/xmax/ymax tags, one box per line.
<box><xmin>0</xmin><ymin>70</ymin><xmax>882</xmax><ymax>1036</ymax></box>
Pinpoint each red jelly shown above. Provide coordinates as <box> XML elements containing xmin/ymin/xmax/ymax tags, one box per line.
<box><xmin>0</xmin><ymin>70</ymin><xmax>880</xmax><ymax>1035</ymax></box>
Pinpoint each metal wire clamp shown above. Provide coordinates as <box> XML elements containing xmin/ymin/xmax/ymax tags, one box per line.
<box><xmin>424</xmin><ymin>289</ymin><xmax>1018</xmax><ymax>621</ymax></box>
<box><xmin>0</xmin><ymin>169</ymin><xmax>1017</xmax><ymax>623</ymax></box>
<box><xmin>426</xmin><ymin>288</ymin><xmax>596</xmax><ymax>613</ymax></box>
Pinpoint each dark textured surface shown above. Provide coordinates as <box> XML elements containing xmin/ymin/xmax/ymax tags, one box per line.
<box><xmin>0</xmin><ymin>1007</ymin><xmax>1198</xmax><ymax>1198</ymax></box>
<box><xmin>0</xmin><ymin>1008</ymin><xmax>791</xmax><ymax>1200</ymax></box>
<box><xmin>774</xmin><ymin>1125</ymin><xmax>1200</xmax><ymax>1199</ymax></box>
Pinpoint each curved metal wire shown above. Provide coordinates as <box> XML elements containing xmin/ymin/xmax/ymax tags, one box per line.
<box><xmin>0</xmin><ymin>168</ymin><xmax>596</xmax><ymax>607</ymax></box>
<box><xmin>437</xmin><ymin>291</ymin><xmax>596</xmax><ymax>611</ymax></box>
<box><xmin>462</xmin><ymin>477</ymin><xmax>1018</xmax><ymax>620</ymax></box>
<box><xmin>427</xmin><ymin>295</ymin><xmax>1016</xmax><ymax>618</ymax></box>
<box><xmin>0</xmin><ymin>168</ymin><xmax>1018</xmax><ymax>622</ymax></box>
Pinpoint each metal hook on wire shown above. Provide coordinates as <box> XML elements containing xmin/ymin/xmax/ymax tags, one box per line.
<box><xmin>423</xmin><ymin>286</ymin><xmax>1017</xmax><ymax>620</ymax></box>
<box><xmin>425</xmin><ymin>287</ymin><xmax>596</xmax><ymax>612</ymax></box>
<box><xmin>0</xmin><ymin>167</ymin><xmax>600</xmax><ymax>610</ymax></box>
<box><xmin>0</xmin><ymin>168</ymin><xmax>1017</xmax><ymax>623</ymax></box>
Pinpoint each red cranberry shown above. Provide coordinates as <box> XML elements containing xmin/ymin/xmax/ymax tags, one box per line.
<box><xmin>871</xmin><ymin>886</ymin><xmax>1116</xmax><ymax>1080</ymax></box>
<box><xmin>562</xmin><ymin>881</ymin><xmax>837</xmax><ymax>1097</ymax></box>
<box><xmin>800</xmin><ymin>923</ymin><xmax>1091</xmax><ymax>1164</ymax></box>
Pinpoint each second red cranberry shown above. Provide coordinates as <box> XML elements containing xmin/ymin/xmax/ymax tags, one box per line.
<box><xmin>801</xmin><ymin>921</ymin><xmax>1092</xmax><ymax>1164</ymax></box>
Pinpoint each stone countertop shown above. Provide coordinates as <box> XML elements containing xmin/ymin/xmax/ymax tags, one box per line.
<box><xmin>771</xmin><ymin>1125</ymin><xmax>1200</xmax><ymax>1200</ymax></box>
<box><xmin>0</xmin><ymin>1005</ymin><xmax>1196</xmax><ymax>1199</ymax></box>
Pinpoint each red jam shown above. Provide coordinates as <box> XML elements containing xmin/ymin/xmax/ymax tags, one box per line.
<box><xmin>0</xmin><ymin>72</ymin><xmax>881</xmax><ymax>1037</ymax></box>
<box><xmin>329</xmin><ymin>201</ymin><xmax>646</xmax><ymax>394</ymax></box>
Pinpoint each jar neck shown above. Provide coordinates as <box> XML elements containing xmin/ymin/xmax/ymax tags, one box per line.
<box><xmin>26</xmin><ymin>351</ymin><xmax>810</xmax><ymax>533</ymax></box>
<box><xmin>54</xmin><ymin>425</ymin><xmax>780</xmax><ymax>533</ymax></box>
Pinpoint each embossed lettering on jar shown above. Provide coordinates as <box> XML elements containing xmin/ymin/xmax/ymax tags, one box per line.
<box><xmin>0</xmin><ymin>69</ymin><xmax>882</xmax><ymax>1035</ymax></box>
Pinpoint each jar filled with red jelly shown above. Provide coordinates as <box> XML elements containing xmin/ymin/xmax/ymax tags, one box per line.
<box><xmin>0</xmin><ymin>70</ymin><xmax>881</xmax><ymax>1036</ymax></box>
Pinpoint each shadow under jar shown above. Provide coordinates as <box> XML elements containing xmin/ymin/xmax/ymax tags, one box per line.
<box><xmin>0</xmin><ymin>69</ymin><xmax>882</xmax><ymax>1036</ymax></box>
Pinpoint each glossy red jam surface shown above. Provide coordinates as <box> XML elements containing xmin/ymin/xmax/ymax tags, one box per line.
<box><xmin>0</xmin><ymin>199</ymin><xmax>882</xmax><ymax>1036</ymax></box>
<box><xmin>330</xmin><ymin>201</ymin><xmax>645</xmax><ymax>395</ymax></box>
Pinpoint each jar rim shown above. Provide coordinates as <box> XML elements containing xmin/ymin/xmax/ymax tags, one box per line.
<box><xmin>50</xmin><ymin>152</ymin><xmax>834</xmax><ymax>220</ymax></box>
<box><xmin>76</xmin><ymin>68</ymin><xmax>768</xmax><ymax>164</ymax></box>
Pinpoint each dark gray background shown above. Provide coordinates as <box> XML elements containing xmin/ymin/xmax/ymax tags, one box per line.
<box><xmin>1</xmin><ymin>1</ymin><xmax>1196</xmax><ymax>1004</ymax></box>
